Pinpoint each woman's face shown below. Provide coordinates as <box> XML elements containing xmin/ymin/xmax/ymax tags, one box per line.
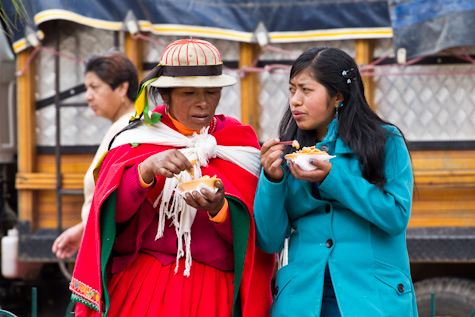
<box><xmin>289</xmin><ymin>69</ymin><xmax>339</xmax><ymax>140</ymax></box>
<box><xmin>164</xmin><ymin>87</ymin><xmax>222</xmax><ymax>131</ymax></box>
<box><xmin>84</xmin><ymin>71</ymin><xmax>123</xmax><ymax>121</ymax></box>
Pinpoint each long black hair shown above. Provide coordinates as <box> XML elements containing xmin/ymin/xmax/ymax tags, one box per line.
<box><xmin>279</xmin><ymin>47</ymin><xmax>404</xmax><ymax>189</ymax></box>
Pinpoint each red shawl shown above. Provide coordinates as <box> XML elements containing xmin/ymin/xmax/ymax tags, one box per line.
<box><xmin>70</xmin><ymin>106</ymin><xmax>274</xmax><ymax>316</ymax></box>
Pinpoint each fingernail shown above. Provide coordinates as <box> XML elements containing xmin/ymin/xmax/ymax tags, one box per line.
<box><xmin>309</xmin><ymin>159</ymin><xmax>314</xmax><ymax>163</ymax></box>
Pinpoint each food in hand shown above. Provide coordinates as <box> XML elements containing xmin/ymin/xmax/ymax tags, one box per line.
<box><xmin>286</xmin><ymin>146</ymin><xmax>329</xmax><ymax>157</ymax></box>
<box><xmin>284</xmin><ymin>146</ymin><xmax>335</xmax><ymax>171</ymax></box>
<box><xmin>298</xmin><ymin>146</ymin><xmax>326</xmax><ymax>155</ymax></box>
<box><xmin>187</xmin><ymin>159</ymin><xmax>197</xmax><ymax>179</ymax></box>
<box><xmin>278</xmin><ymin>140</ymin><xmax>300</xmax><ymax>149</ymax></box>
<box><xmin>177</xmin><ymin>175</ymin><xmax>221</xmax><ymax>195</ymax></box>
<box><xmin>292</xmin><ymin>140</ymin><xmax>300</xmax><ymax>150</ymax></box>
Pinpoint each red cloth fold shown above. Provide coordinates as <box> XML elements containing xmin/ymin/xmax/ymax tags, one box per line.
<box><xmin>75</xmin><ymin>253</ymin><xmax>235</xmax><ymax>317</ymax></box>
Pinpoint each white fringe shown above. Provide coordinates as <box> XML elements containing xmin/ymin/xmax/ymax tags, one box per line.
<box><xmin>277</xmin><ymin>238</ymin><xmax>289</xmax><ymax>270</ymax></box>
<box><xmin>277</xmin><ymin>229</ymin><xmax>294</xmax><ymax>270</ymax></box>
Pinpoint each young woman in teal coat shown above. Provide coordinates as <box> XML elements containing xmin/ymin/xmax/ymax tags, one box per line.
<box><xmin>254</xmin><ymin>47</ymin><xmax>418</xmax><ymax>316</ymax></box>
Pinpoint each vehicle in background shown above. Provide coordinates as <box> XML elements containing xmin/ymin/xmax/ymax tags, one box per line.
<box><xmin>1</xmin><ymin>3</ymin><xmax>475</xmax><ymax>316</ymax></box>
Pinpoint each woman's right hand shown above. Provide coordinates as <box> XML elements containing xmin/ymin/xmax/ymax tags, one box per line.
<box><xmin>260</xmin><ymin>138</ymin><xmax>285</xmax><ymax>183</ymax></box>
<box><xmin>52</xmin><ymin>222</ymin><xmax>85</xmax><ymax>259</ymax></box>
<box><xmin>139</xmin><ymin>149</ymin><xmax>193</xmax><ymax>183</ymax></box>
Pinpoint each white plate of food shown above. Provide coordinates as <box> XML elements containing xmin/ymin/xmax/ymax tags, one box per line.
<box><xmin>284</xmin><ymin>146</ymin><xmax>335</xmax><ymax>171</ymax></box>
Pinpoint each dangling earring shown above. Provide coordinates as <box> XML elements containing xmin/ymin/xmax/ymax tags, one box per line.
<box><xmin>336</xmin><ymin>102</ymin><xmax>343</xmax><ymax>118</ymax></box>
<box><xmin>323</xmin><ymin>102</ymin><xmax>343</xmax><ymax>143</ymax></box>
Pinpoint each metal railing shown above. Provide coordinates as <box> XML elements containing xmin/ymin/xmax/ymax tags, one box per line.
<box><xmin>0</xmin><ymin>287</ymin><xmax>36</xmax><ymax>317</ymax></box>
<box><xmin>0</xmin><ymin>287</ymin><xmax>75</xmax><ymax>317</ymax></box>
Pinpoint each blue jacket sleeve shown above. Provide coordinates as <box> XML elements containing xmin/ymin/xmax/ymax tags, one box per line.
<box><xmin>253</xmin><ymin>169</ymin><xmax>292</xmax><ymax>254</ymax></box>
<box><xmin>319</xmin><ymin>128</ymin><xmax>413</xmax><ymax>236</ymax></box>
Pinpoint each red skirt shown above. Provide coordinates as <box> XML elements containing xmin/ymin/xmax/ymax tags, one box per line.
<box><xmin>75</xmin><ymin>253</ymin><xmax>235</xmax><ymax>317</ymax></box>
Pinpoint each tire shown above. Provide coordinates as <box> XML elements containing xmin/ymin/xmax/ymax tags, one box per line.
<box><xmin>414</xmin><ymin>277</ymin><xmax>475</xmax><ymax>317</ymax></box>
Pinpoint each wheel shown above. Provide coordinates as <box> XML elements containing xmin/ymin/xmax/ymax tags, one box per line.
<box><xmin>414</xmin><ymin>277</ymin><xmax>475</xmax><ymax>316</ymax></box>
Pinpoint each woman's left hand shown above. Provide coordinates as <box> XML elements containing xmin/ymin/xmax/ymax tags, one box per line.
<box><xmin>183</xmin><ymin>181</ymin><xmax>226</xmax><ymax>217</ymax></box>
<box><xmin>289</xmin><ymin>159</ymin><xmax>332</xmax><ymax>183</ymax></box>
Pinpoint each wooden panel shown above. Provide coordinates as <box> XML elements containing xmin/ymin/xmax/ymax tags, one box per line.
<box><xmin>37</xmin><ymin>154</ymin><xmax>92</xmax><ymax>228</ymax></box>
<box><xmin>36</xmin><ymin>191</ymin><xmax>84</xmax><ymax>228</ymax></box>
<box><xmin>124</xmin><ymin>33</ymin><xmax>143</xmax><ymax>78</ymax></box>
<box><xmin>16</xmin><ymin>173</ymin><xmax>84</xmax><ymax>190</ymax></box>
<box><xmin>354</xmin><ymin>39</ymin><xmax>375</xmax><ymax>110</ymax></box>
<box><xmin>36</xmin><ymin>154</ymin><xmax>94</xmax><ymax>173</ymax></box>
<box><xmin>412</xmin><ymin>199</ymin><xmax>475</xmax><ymax>212</ymax></box>
<box><xmin>17</xmin><ymin>154</ymin><xmax>93</xmax><ymax>189</ymax></box>
<box><xmin>239</xmin><ymin>42</ymin><xmax>260</xmax><ymax>133</ymax></box>
<box><xmin>409</xmin><ymin>209</ymin><xmax>475</xmax><ymax>227</ymax></box>
<box><xmin>16</xmin><ymin>48</ymin><xmax>37</xmax><ymax>227</ymax></box>
<box><xmin>25</xmin><ymin>153</ymin><xmax>93</xmax><ymax>228</ymax></box>
<box><xmin>414</xmin><ymin>171</ymin><xmax>475</xmax><ymax>187</ymax></box>
<box><xmin>413</xmin><ymin>187</ymin><xmax>474</xmax><ymax>201</ymax></box>
<box><xmin>409</xmin><ymin>150</ymin><xmax>475</xmax><ymax>228</ymax></box>
<box><xmin>411</xmin><ymin>150</ymin><xmax>475</xmax><ymax>170</ymax></box>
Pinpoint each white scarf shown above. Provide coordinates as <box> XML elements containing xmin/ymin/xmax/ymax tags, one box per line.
<box><xmin>110</xmin><ymin>121</ymin><xmax>260</xmax><ymax>276</ymax></box>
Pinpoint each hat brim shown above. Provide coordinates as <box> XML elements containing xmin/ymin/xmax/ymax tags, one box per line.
<box><xmin>149</xmin><ymin>74</ymin><xmax>237</xmax><ymax>88</ymax></box>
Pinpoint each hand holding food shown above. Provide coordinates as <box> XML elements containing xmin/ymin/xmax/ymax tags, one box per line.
<box><xmin>277</xmin><ymin>140</ymin><xmax>300</xmax><ymax>149</ymax></box>
<box><xmin>178</xmin><ymin>175</ymin><xmax>225</xmax><ymax>216</ymax></box>
<box><xmin>177</xmin><ymin>175</ymin><xmax>221</xmax><ymax>195</ymax></box>
<box><xmin>139</xmin><ymin>149</ymin><xmax>193</xmax><ymax>183</ymax></box>
<box><xmin>284</xmin><ymin>146</ymin><xmax>335</xmax><ymax>171</ymax></box>
<box><xmin>260</xmin><ymin>138</ymin><xmax>286</xmax><ymax>182</ymax></box>
<box><xmin>288</xmin><ymin>156</ymin><xmax>332</xmax><ymax>183</ymax></box>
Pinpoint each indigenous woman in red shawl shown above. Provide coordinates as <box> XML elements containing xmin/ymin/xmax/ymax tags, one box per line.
<box><xmin>70</xmin><ymin>39</ymin><xmax>275</xmax><ymax>317</ymax></box>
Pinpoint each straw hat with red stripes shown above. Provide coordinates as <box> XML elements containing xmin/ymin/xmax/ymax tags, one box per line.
<box><xmin>149</xmin><ymin>38</ymin><xmax>236</xmax><ymax>88</ymax></box>
<box><xmin>131</xmin><ymin>39</ymin><xmax>236</xmax><ymax>124</ymax></box>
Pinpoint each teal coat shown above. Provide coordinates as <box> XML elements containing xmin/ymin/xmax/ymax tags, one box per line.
<box><xmin>254</xmin><ymin>125</ymin><xmax>418</xmax><ymax>316</ymax></box>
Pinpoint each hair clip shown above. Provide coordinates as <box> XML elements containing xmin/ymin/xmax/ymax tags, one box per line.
<box><xmin>342</xmin><ymin>68</ymin><xmax>355</xmax><ymax>84</ymax></box>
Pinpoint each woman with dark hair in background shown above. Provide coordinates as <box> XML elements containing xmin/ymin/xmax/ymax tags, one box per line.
<box><xmin>254</xmin><ymin>47</ymin><xmax>418</xmax><ymax>316</ymax></box>
<box><xmin>52</xmin><ymin>51</ymin><xmax>138</xmax><ymax>259</ymax></box>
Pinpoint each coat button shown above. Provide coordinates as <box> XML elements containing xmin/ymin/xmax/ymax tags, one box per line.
<box><xmin>320</xmin><ymin>145</ymin><xmax>329</xmax><ymax>152</ymax></box>
<box><xmin>325</xmin><ymin>204</ymin><xmax>331</xmax><ymax>213</ymax></box>
<box><xmin>273</xmin><ymin>286</ymin><xmax>279</xmax><ymax>295</ymax></box>
<box><xmin>397</xmin><ymin>284</ymin><xmax>405</xmax><ymax>293</ymax></box>
<box><xmin>326</xmin><ymin>239</ymin><xmax>333</xmax><ymax>248</ymax></box>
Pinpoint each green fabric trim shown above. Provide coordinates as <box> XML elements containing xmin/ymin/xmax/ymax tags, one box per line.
<box><xmin>71</xmin><ymin>293</ymin><xmax>99</xmax><ymax>313</ymax></box>
<box><xmin>99</xmin><ymin>191</ymin><xmax>117</xmax><ymax>316</ymax></box>
<box><xmin>70</xmin><ymin>192</ymin><xmax>117</xmax><ymax>315</ymax></box>
<box><xmin>227</xmin><ymin>196</ymin><xmax>250</xmax><ymax>317</ymax></box>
